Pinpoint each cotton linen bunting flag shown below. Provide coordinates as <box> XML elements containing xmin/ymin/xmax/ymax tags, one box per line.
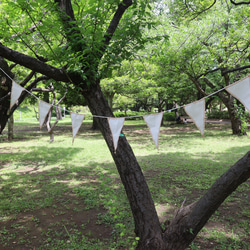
<box><xmin>184</xmin><ymin>98</ymin><xmax>205</xmax><ymax>136</ymax></box>
<box><xmin>108</xmin><ymin>117</ymin><xmax>125</xmax><ymax>151</ymax></box>
<box><xmin>143</xmin><ymin>112</ymin><xmax>163</xmax><ymax>149</ymax></box>
<box><xmin>10</xmin><ymin>81</ymin><xmax>25</xmax><ymax>109</ymax></box>
<box><xmin>38</xmin><ymin>100</ymin><xmax>52</xmax><ymax>129</ymax></box>
<box><xmin>71</xmin><ymin>112</ymin><xmax>85</xmax><ymax>143</ymax></box>
<box><xmin>225</xmin><ymin>75</ymin><xmax>250</xmax><ymax>112</ymax></box>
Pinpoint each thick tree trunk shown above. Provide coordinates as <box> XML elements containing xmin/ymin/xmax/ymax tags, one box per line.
<box><xmin>0</xmin><ymin>57</ymin><xmax>14</xmax><ymax>134</ymax></box>
<box><xmin>82</xmin><ymin>83</ymin><xmax>165</xmax><ymax>249</ymax></box>
<box><xmin>91</xmin><ymin>117</ymin><xmax>99</xmax><ymax>130</ymax></box>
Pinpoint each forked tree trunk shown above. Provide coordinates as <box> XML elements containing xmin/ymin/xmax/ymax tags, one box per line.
<box><xmin>82</xmin><ymin>82</ymin><xmax>250</xmax><ymax>250</ymax></box>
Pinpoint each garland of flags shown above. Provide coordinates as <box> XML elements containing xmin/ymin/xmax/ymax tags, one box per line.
<box><xmin>5</xmin><ymin>71</ymin><xmax>250</xmax><ymax>150</ymax></box>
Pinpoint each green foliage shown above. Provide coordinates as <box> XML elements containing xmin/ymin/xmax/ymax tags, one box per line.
<box><xmin>114</xmin><ymin>111</ymin><xmax>153</xmax><ymax>120</ymax></box>
<box><xmin>163</xmin><ymin>111</ymin><xmax>176</xmax><ymax>121</ymax></box>
<box><xmin>207</xmin><ymin>110</ymin><xmax>230</xmax><ymax>119</ymax></box>
<box><xmin>0</xmin><ymin>0</ymin><xmax>155</xmax><ymax>83</ymax></box>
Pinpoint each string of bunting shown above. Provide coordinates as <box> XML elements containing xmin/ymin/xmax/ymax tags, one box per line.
<box><xmin>1</xmin><ymin>66</ymin><xmax>250</xmax><ymax>150</ymax></box>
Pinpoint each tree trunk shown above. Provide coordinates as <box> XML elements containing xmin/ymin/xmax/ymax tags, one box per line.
<box><xmin>82</xmin><ymin>82</ymin><xmax>165</xmax><ymax>249</ymax></box>
<box><xmin>8</xmin><ymin>114</ymin><xmax>14</xmax><ymax>141</ymax></box>
<box><xmin>226</xmin><ymin>96</ymin><xmax>245</xmax><ymax>135</ymax></box>
<box><xmin>0</xmin><ymin>57</ymin><xmax>14</xmax><ymax>134</ymax></box>
<box><xmin>91</xmin><ymin>117</ymin><xmax>99</xmax><ymax>130</ymax></box>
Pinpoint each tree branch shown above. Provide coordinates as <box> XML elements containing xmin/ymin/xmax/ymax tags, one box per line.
<box><xmin>230</xmin><ymin>0</ymin><xmax>250</xmax><ymax>4</ymax></box>
<box><xmin>54</xmin><ymin>0</ymin><xmax>86</xmax><ymax>52</ymax></box>
<box><xmin>20</xmin><ymin>71</ymin><xmax>35</xmax><ymax>87</ymax></box>
<box><xmin>101</xmin><ymin>0</ymin><xmax>133</xmax><ymax>55</ymax></box>
<box><xmin>163</xmin><ymin>151</ymin><xmax>250</xmax><ymax>249</ymax></box>
<box><xmin>0</xmin><ymin>43</ymin><xmax>69</xmax><ymax>82</ymax></box>
<box><xmin>187</xmin><ymin>150</ymin><xmax>250</xmax><ymax>240</ymax></box>
<box><xmin>222</xmin><ymin>64</ymin><xmax>250</xmax><ymax>75</ymax></box>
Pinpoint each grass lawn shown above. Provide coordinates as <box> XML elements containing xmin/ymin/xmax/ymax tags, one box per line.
<box><xmin>0</xmin><ymin>119</ymin><xmax>249</xmax><ymax>249</ymax></box>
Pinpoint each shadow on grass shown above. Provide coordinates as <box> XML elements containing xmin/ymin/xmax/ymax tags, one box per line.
<box><xmin>0</xmin><ymin>127</ymin><xmax>249</xmax><ymax>249</ymax></box>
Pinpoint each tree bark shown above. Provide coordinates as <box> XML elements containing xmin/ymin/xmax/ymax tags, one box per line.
<box><xmin>8</xmin><ymin>114</ymin><xmax>14</xmax><ymax>141</ymax></box>
<box><xmin>82</xmin><ymin>83</ymin><xmax>165</xmax><ymax>249</ymax></box>
<box><xmin>0</xmin><ymin>57</ymin><xmax>14</xmax><ymax>134</ymax></box>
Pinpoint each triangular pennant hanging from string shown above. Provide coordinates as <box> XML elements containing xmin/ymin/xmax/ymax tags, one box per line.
<box><xmin>184</xmin><ymin>98</ymin><xmax>205</xmax><ymax>136</ymax></box>
<box><xmin>143</xmin><ymin>112</ymin><xmax>163</xmax><ymax>149</ymax></box>
<box><xmin>108</xmin><ymin>117</ymin><xmax>125</xmax><ymax>151</ymax></box>
<box><xmin>38</xmin><ymin>100</ymin><xmax>52</xmax><ymax>129</ymax></box>
<box><xmin>225</xmin><ymin>75</ymin><xmax>250</xmax><ymax>112</ymax></box>
<box><xmin>10</xmin><ymin>81</ymin><xmax>25</xmax><ymax>109</ymax></box>
<box><xmin>71</xmin><ymin>112</ymin><xmax>85</xmax><ymax>143</ymax></box>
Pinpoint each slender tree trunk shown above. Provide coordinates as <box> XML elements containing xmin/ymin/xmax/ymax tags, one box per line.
<box><xmin>226</xmin><ymin>96</ymin><xmax>245</xmax><ymax>135</ymax></box>
<box><xmin>8</xmin><ymin>114</ymin><xmax>14</xmax><ymax>141</ymax></box>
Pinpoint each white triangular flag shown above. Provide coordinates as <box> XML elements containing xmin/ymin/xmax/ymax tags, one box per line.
<box><xmin>71</xmin><ymin>112</ymin><xmax>85</xmax><ymax>143</ymax></box>
<box><xmin>143</xmin><ymin>112</ymin><xmax>163</xmax><ymax>149</ymax></box>
<box><xmin>10</xmin><ymin>81</ymin><xmax>25</xmax><ymax>109</ymax></box>
<box><xmin>226</xmin><ymin>75</ymin><xmax>250</xmax><ymax>112</ymax></box>
<box><xmin>108</xmin><ymin>117</ymin><xmax>125</xmax><ymax>151</ymax></box>
<box><xmin>38</xmin><ymin>100</ymin><xmax>52</xmax><ymax>129</ymax></box>
<box><xmin>184</xmin><ymin>99</ymin><xmax>205</xmax><ymax>136</ymax></box>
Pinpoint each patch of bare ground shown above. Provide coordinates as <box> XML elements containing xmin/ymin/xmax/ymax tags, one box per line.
<box><xmin>0</xmin><ymin>200</ymin><xmax>112</xmax><ymax>250</ymax></box>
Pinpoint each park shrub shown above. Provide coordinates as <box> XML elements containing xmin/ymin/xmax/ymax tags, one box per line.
<box><xmin>206</xmin><ymin>110</ymin><xmax>250</xmax><ymax>121</ymax></box>
<box><xmin>114</xmin><ymin>111</ymin><xmax>176</xmax><ymax>121</ymax></box>
<box><xmin>207</xmin><ymin>110</ymin><xmax>230</xmax><ymax>119</ymax></box>
<box><xmin>163</xmin><ymin>112</ymin><xmax>176</xmax><ymax>121</ymax></box>
<box><xmin>114</xmin><ymin>111</ymin><xmax>153</xmax><ymax>120</ymax></box>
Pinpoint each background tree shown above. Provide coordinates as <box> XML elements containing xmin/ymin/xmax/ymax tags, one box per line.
<box><xmin>0</xmin><ymin>1</ymin><xmax>249</xmax><ymax>249</ymax></box>
<box><xmin>154</xmin><ymin>0</ymin><xmax>250</xmax><ymax>134</ymax></box>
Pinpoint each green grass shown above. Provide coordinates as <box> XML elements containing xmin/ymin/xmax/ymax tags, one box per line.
<box><xmin>0</xmin><ymin>120</ymin><xmax>249</xmax><ymax>249</ymax></box>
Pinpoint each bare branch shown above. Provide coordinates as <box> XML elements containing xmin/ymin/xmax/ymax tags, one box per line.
<box><xmin>230</xmin><ymin>0</ymin><xmax>250</xmax><ymax>4</ymax></box>
<box><xmin>222</xmin><ymin>64</ymin><xmax>250</xmax><ymax>75</ymax></box>
<box><xmin>185</xmin><ymin>0</ymin><xmax>217</xmax><ymax>20</ymax></box>
<box><xmin>56</xmin><ymin>88</ymin><xmax>68</xmax><ymax>106</ymax></box>
<box><xmin>20</xmin><ymin>71</ymin><xmax>36</xmax><ymax>87</ymax></box>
